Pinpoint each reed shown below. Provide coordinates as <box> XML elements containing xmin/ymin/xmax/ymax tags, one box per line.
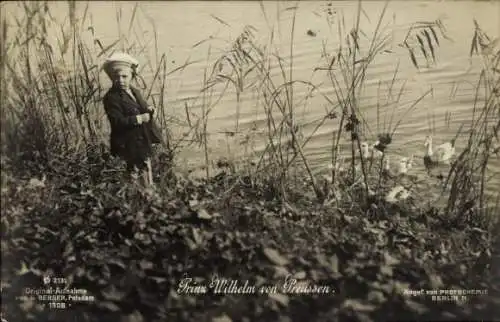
<box><xmin>188</xmin><ymin>2</ymin><xmax>321</xmax><ymax>202</ymax></box>
<box><xmin>182</xmin><ymin>0</ymin><xmax>449</xmax><ymax>209</ymax></box>
<box><xmin>440</xmin><ymin>20</ymin><xmax>500</xmax><ymax>227</ymax></box>
<box><xmin>306</xmin><ymin>1</ymin><xmax>443</xmax><ymax>207</ymax></box>
<box><xmin>1</xmin><ymin>1</ymin><xmax>182</xmax><ymax>176</ymax></box>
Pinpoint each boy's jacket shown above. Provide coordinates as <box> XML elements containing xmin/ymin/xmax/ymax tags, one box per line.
<box><xmin>103</xmin><ymin>85</ymin><xmax>163</xmax><ymax>161</ymax></box>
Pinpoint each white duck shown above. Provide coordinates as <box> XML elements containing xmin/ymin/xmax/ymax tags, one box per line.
<box><xmin>324</xmin><ymin>156</ymin><xmax>347</xmax><ymax>183</ymax></box>
<box><xmin>406</xmin><ymin>154</ymin><xmax>414</xmax><ymax>171</ymax></box>
<box><xmin>381</xmin><ymin>155</ymin><xmax>394</xmax><ymax>179</ymax></box>
<box><xmin>424</xmin><ymin>135</ymin><xmax>456</xmax><ymax>169</ymax></box>
<box><xmin>371</xmin><ymin>141</ymin><xmax>384</xmax><ymax>159</ymax></box>
<box><xmin>381</xmin><ymin>155</ymin><xmax>410</xmax><ymax>177</ymax></box>
<box><xmin>491</xmin><ymin>141</ymin><xmax>499</xmax><ymax>157</ymax></box>
<box><xmin>397</xmin><ymin>157</ymin><xmax>411</xmax><ymax>175</ymax></box>
<box><xmin>382</xmin><ymin>155</ymin><xmax>416</xmax><ymax>185</ymax></box>
<box><xmin>361</xmin><ymin>142</ymin><xmax>370</xmax><ymax>159</ymax></box>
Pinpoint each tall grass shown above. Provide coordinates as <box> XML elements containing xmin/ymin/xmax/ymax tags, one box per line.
<box><xmin>441</xmin><ymin>20</ymin><xmax>500</xmax><ymax>226</ymax></box>
<box><xmin>1</xmin><ymin>0</ymin><xmax>498</xmax><ymax>220</ymax></box>
<box><xmin>0</xmin><ymin>1</ymin><xmax>179</xmax><ymax>176</ymax></box>
<box><xmin>204</xmin><ymin>1</ymin><xmax>442</xmax><ymax>204</ymax></box>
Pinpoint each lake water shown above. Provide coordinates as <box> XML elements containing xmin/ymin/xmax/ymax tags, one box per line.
<box><xmin>3</xmin><ymin>1</ymin><xmax>500</xmax><ymax>199</ymax></box>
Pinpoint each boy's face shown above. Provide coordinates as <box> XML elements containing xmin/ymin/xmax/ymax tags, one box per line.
<box><xmin>112</xmin><ymin>67</ymin><xmax>132</xmax><ymax>90</ymax></box>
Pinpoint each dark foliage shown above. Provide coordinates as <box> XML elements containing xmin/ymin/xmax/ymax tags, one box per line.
<box><xmin>1</xmin><ymin>150</ymin><xmax>499</xmax><ymax>322</ymax></box>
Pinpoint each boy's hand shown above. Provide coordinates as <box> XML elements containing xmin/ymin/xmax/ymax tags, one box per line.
<box><xmin>147</xmin><ymin>105</ymin><xmax>155</xmax><ymax>113</ymax></box>
<box><xmin>136</xmin><ymin>113</ymin><xmax>151</xmax><ymax>124</ymax></box>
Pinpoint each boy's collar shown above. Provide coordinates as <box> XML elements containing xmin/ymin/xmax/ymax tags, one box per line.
<box><xmin>111</xmin><ymin>85</ymin><xmax>137</xmax><ymax>92</ymax></box>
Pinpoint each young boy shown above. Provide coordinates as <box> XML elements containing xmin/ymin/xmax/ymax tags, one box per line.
<box><xmin>102</xmin><ymin>52</ymin><xmax>162</xmax><ymax>187</ymax></box>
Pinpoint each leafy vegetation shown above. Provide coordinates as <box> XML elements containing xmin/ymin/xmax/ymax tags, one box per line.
<box><xmin>1</xmin><ymin>1</ymin><xmax>499</xmax><ymax>322</ymax></box>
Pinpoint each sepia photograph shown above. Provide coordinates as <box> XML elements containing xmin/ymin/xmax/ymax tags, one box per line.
<box><xmin>1</xmin><ymin>0</ymin><xmax>499</xmax><ymax>321</ymax></box>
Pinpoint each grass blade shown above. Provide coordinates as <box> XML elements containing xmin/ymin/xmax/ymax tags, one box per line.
<box><xmin>416</xmin><ymin>34</ymin><xmax>428</xmax><ymax>62</ymax></box>
<box><xmin>429</xmin><ymin>25</ymin><xmax>440</xmax><ymax>46</ymax></box>
<box><xmin>128</xmin><ymin>2</ymin><xmax>138</xmax><ymax>37</ymax></box>
<box><xmin>96</xmin><ymin>39</ymin><xmax>120</xmax><ymax>58</ymax></box>
<box><xmin>423</xmin><ymin>29</ymin><xmax>435</xmax><ymax>62</ymax></box>
<box><xmin>210</xmin><ymin>14</ymin><xmax>230</xmax><ymax>27</ymax></box>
